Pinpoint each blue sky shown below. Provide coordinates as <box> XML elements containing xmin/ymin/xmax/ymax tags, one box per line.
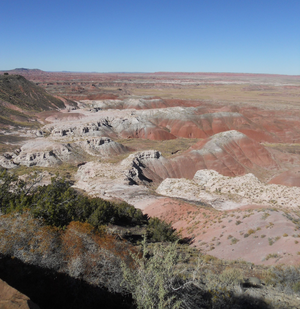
<box><xmin>1</xmin><ymin>0</ymin><xmax>299</xmax><ymax>74</ymax></box>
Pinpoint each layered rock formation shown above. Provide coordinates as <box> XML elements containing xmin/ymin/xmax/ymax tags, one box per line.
<box><xmin>186</xmin><ymin>130</ymin><xmax>278</xmax><ymax>176</ymax></box>
<box><xmin>124</xmin><ymin>131</ymin><xmax>278</xmax><ymax>185</ymax></box>
<box><xmin>49</xmin><ymin>117</ymin><xmax>115</xmax><ymax>138</ymax></box>
<box><xmin>40</xmin><ymin>103</ymin><xmax>300</xmax><ymax>145</ymax></box>
<box><xmin>0</xmin><ymin>136</ymin><xmax>130</xmax><ymax>169</ymax></box>
<box><xmin>76</xmin><ymin>99</ymin><xmax>300</xmax><ymax>143</ymax></box>
<box><xmin>74</xmin><ymin>159</ymin><xmax>152</xmax><ymax>205</ymax></box>
<box><xmin>124</xmin><ymin>150</ymin><xmax>164</xmax><ymax>185</ymax></box>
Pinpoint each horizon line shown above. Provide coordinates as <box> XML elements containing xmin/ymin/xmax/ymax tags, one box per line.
<box><xmin>1</xmin><ymin>68</ymin><xmax>300</xmax><ymax>77</ymax></box>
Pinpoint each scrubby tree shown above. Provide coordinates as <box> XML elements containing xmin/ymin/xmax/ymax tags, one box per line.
<box><xmin>121</xmin><ymin>237</ymin><xmax>184</xmax><ymax>309</ymax></box>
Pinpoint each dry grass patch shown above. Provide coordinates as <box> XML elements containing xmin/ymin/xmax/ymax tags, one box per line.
<box><xmin>130</xmin><ymin>84</ymin><xmax>300</xmax><ymax>109</ymax></box>
<box><xmin>13</xmin><ymin>163</ymin><xmax>79</xmax><ymax>181</ymax></box>
<box><xmin>115</xmin><ymin>137</ymin><xmax>199</xmax><ymax>158</ymax></box>
<box><xmin>265</xmin><ymin>253</ymin><xmax>281</xmax><ymax>261</ymax></box>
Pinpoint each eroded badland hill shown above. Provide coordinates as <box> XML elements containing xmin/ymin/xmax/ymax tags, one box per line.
<box><xmin>1</xmin><ymin>69</ymin><xmax>300</xmax><ymax>308</ymax></box>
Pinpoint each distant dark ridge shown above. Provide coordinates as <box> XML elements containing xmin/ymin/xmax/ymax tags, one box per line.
<box><xmin>14</xmin><ymin>68</ymin><xmax>43</xmax><ymax>72</ymax></box>
<box><xmin>0</xmin><ymin>68</ymin><xmax>45</xmax><ymax>73</ymax></box>
<box><xmin>0</xmin><ymin>74</ymin><xmax>65</xmax><ymax>128</ymax></box>
<box><xmin>0</xmin><ymin>74</ymin><xmax>65</xmax><ymax>111</ymax></box>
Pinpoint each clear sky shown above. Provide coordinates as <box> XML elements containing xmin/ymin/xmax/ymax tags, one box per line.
<box><xmin>1</xmin><ymin>0</ymin><xmax>299</xmax><ymax>75</ymax></box>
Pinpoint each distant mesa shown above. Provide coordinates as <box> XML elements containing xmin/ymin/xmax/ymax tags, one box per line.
<box><xmin>14</xmin><ymin>68</ymin><xmax>41</xmax><ymax>71</ymax></box>
<box><xmin>1</xmin><ymin>68</ymin><xmax>45</xmax><ymax>74</ymax></box>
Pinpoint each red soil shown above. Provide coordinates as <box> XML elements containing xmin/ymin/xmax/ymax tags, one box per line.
<box><xmin>268</xmin><ymin>168</ymin><xmax>300</xmax><ymax>187</ymax></box>
<box><xmin>144</xmin><ymin>198</ymin><xmax>300</xmax><ymax>265</ymax></box>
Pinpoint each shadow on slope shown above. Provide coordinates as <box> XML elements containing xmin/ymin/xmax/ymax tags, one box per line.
<box><xmin>0</xmin><ymin>254</ymin><xmax>133</xmax><ymax>309</ymax></box>
<box><xmin>182</xmin><ymin>284</ymin><xmax>272</xmax><ymax>309</ymax></box>
<box><xmin>0</xmin><ymin>254</ymin><xmax>277</xmax><ymax>309</ymax></box>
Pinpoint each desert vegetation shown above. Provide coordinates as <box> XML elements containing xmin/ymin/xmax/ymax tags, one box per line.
<box><xmin>1</xmin><ymin>71</ymin><xmax>300</xmax><ymax>308</ymax></box>
<box><xmin>1</xmin><ymin>170</ymin><xmax>300</xmax><ymax>308</ymax></box>
<box><xmin>0</xmin><ymin>170</ymin><xmax>179</xmax><ymax>242</ymax></box>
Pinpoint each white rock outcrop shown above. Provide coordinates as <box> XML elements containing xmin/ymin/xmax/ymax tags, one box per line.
<box><xmin>0</xmin><ymin>153</ymin><xmax>19</xmax><ymax>169</ymax></box>
<box><xmin>156</xmin><ymin>169</ymin><xmax>300</xmax><ymax>210</ymax></box>
<box><xmin>78</xmin><ymin>137</ymin><xmax>128</xmax><ymax>157</ymax></box>
<box><xmin>0</xmin><ymin>140</ymin><xmax>75</xmax><ymax>168</ymax></box>
<box><xmin>124</xmin><ymin>150</ymin><xmax>161</xmax><ymax>185</ymax></box>
<box><xmin>13</xmin><ymin>150</ymin><xmax>60</xmax><ymax>167</ymax></box>
<box><xmin>74</xmin><ymin>160</ymin><xmax>152</xmax><ymax>206</ymax></box>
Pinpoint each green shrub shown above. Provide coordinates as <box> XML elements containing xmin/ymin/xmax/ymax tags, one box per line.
<box><xmin>293</xmin><ymin>282</ymin><xmax>300</xmax><ymax>293</ymax></box>
<box><xmin>0</xmin><ymin>169</ymin><xmax>29</xmax><ymax>212</ymax></box>
<box><xmin>146</xmin><ymin>217</ymin><xmax>179</xmax><ymax>242</ymax></box>
<box><xmin>0</xmin><ymin>171</ymin><xmax>176</xmax><ymax>242</ymax></box>
<box><xmin>247</xmin><ymin>229</ymin><xmax>255</xmax><ymax>235</ymax></box>
<box><xmin>265</xmin><ymin>253</ymin><xmax>280</xmax><ymax>261</ymax></box>
<box><xmin>231</xmin><ymin>238</ymin><xmax>239</xmax><ymax>244</ymax></box>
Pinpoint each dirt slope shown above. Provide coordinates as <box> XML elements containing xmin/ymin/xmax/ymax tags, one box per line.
<box><xmin>143</xmin><ymin>198</ymin><xmax>300</xmax><ymax>265</ymax></box>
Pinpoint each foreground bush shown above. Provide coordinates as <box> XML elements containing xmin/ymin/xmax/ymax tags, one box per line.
<box><xmin>0</xmin><ymin>212</ymin><xmax>134</xmax><ymax>293</ymax></box>
<box><xmin>122</xmin><ymin>238</ymin><xmax>184</xmax><ymax>309</ymax></box>
<box><xmin>0</xmin><ymin>212</ymin><xmax>290</xmax><ymax>309</ymax></box>
<box><xmin>264</xmin><ymin>265</ymin><xmax>300</xmax><ymax>295</ymax></box>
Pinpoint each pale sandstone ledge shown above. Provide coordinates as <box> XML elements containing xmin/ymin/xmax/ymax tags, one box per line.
<box><xmin>0</xmin><ymin>278</ymin><xmax>40</xmax><ymax>309</ymax></box>
<box><xmin>156</xmin><ymin>169</ymin><xmax>300</xmax><ymax>210</ymax></box>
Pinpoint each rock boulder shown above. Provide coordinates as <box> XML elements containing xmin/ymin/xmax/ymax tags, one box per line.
<box><xmin>0</xmin><ymin>278</ymin><xmax>40</xmax><ymax>309</ymax></box>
